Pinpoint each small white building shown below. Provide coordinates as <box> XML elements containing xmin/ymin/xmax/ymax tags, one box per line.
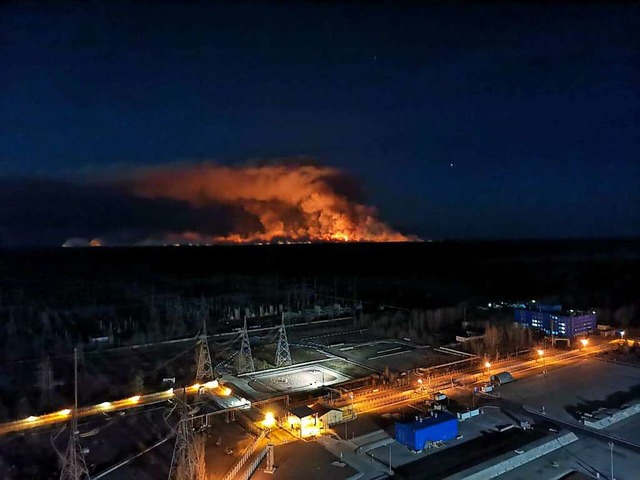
<box><xmin>311</xmin><ymin>404</ymin><xmax>343</xmax><ymax>426</ymax></box>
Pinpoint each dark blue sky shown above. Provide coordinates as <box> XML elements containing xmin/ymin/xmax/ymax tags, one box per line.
<box><xmin>1</xmin><ymin>1</ymin><xmax>639</xmax><ymax>243</ymax></box>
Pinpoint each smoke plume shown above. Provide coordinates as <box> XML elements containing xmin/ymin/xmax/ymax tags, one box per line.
<box><xmin>119</xmin><ymin>161</ymin><xmax>413</xmax><ymax>244</ymax></box>
<box><xmin>0</xmin><ymin>160</ymin><xmax>415</xmax><ymax>246</ymax></box>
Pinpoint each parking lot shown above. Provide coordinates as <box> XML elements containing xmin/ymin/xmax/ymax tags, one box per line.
<box><xmin>498</xmin><ymin>358</ymin><xmax>640</xmax><ymax>425</ymax></box>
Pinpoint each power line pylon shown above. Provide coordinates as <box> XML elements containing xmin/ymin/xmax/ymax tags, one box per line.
<box><xmin>59</xmin><ymin>348</ymin><xmax>89</xmax><ymax>480</ymax></box>
<box><xmin>195</xmin><ymin>321</ymin><xmax>214</xmax><ymax>383</ymax></box>
<box><xmin>38</xmin><ymin>354</ymin><xmax>55</xmax><ymax>408</ymax></box>
<box><xmin>168</xmin><ymin>395</ymin><xmax>206</xmax><ymax>480</ymax></box>
<box><xmin>275</xmin><ymin>314</ymin><xmax>292</xmax><ymax>368</ymax></box>
<box><xmin>192</xmin><ymin>433</ymin><xmax>207</xmax><ymax>480</ymax></box>
<box><xmin>237</xmin><ymin>318</ymin><xmax>255</xmax><ymax>374</ymax></box>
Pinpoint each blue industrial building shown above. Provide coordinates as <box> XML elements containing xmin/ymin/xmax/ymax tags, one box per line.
<box><xmin>395</xmin><ymin>412</ymin><xmax>458</xmax><ymax>451</ymax></box>
<box><xmin>514</xmin><ymin>303</ymin><xmax>596</xmax><ymax>338</ymax></box>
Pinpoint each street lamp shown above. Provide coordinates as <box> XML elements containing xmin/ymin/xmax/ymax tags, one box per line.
<box><xmin>262</xmin><ymin>412</ymin><xmax>276</xmax><ymax>428</ymax></box>
<box><xmin>345</xmin><ymin>392</ymin><xmax>354</xmax><ymax>440</ymax></box>
<box><xmin>580</xmin><ymin>338</ymin><xmax>589</xmax><ymax>348</ymax></box>
<box><xmin>484</xmin><ymin>362</ymin><xmax>491</xmax><ymax>379</ymax></box>
<box><xmin>537</xmin><ymin>349</ymin><xmax>546</xmax><ymax>373</ymax></box>
<box><xmin>608</xmin><ymin>441</ymin><xmax>615</xmax><ymax>480</ymax></box>
<box><xmin>417</xmin><ymin>378</ymin><xmax>423</xmax><ymax>392</ymax></box>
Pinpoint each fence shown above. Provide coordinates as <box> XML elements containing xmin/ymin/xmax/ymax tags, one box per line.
<box><xmin>233</xmin><ymin>447</ymin><xmax>268</xmax><ymax>480</ymax></box>
<box><xmin>221</xmin><ymin>430</ymin><xmax>267</xmax><ymax>480</ymax></box>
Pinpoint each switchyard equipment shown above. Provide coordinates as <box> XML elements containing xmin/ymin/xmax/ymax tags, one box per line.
<box><xmin>395</xmin><ymin>412</ymin><xmax>458</xmax><ymax>451</ymax></box>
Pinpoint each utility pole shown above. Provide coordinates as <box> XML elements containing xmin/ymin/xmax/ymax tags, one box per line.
<box><xmin>608</xmin><ymin>441</ymin><xmax>614</xmax><ymax>480</ymax></box>
<box><xmin>275</xmin><ymin>313</ymin><xmax>292</xmax><ymax>368</ymax></box>
<box><xmin>237</xmin><ymin>318</ymin><xmax>255</xmax><ymax>374</ymax></box>
<box><xmin>59</xmin><ymin>348</ymin><xmax>89</xmax><ymax>480</ymax></box>
<box><xmin>195</xmin><ymin>321</ymin><xmax>214</xmax><ymax>383</ymax></box>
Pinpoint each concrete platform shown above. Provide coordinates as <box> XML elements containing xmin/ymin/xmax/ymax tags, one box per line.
<box><xmin>252</xmin><ymin>440</ymin><xmax>358</xmax><ymax>480</ymax></box>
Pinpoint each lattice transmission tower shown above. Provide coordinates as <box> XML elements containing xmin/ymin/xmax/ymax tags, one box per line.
<box><xmin>168</xmin><ymin>395</ymin><xmax>206</xmax><ymax>480</ymax></box>
<box><xmin>275</xmin><ymin>314</ymin><xmax>292</xmax><ymax>368</ymax></box>
<box><xmin>237</xmin><ymin>318</ymin><xmax>255</xmax><ymax>374</ymax></box>
<box><xmin>59</xmin><ymin>348</ymin><xmax>89</xmax><ymax>480</ymax></box>
<box><xmin>195</xmin><ymin>321</ymin><xmax>214</xmax><ymax>383</ymax></box>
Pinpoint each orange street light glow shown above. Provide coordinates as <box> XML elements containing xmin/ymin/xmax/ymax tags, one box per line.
<box><xmin>581</xmin><ymin>339</ymin><xmax>589</xmax><ymax>347</ymax></box>
<box><xmin>203</xmin><ymin>380</ymin><xmax>219</xmax><ymax>389</ymax></box>
<box><xmin>189</xmin><ymin>383</ymin><xmax>201</xmax><ymax>391</ymax></box>
<box><xmin>537</xmin><ymin>349</ymin><xmax>544</xmax><ymax>356</ymax></box>
<box><xmin>220</xmin><ymin>387</ymin><xmax>232</xmax><ymax>396</ymax></box>
<box><xmin>59</xmin><ymin>409</ymin><xmax>72</xmax><ymax>416</ymax></box>
<box><xmin>262</xmin><ymin>412</ymin><xmax>276</xmax><ymax>428</ymax></box>
<box><xmin>484</xmin><ymin>362</ymin><xmax>491</xmax><ymax>368</ymax></box>
<box><xmin>26</xmin><ymin>416</ymin><xmax>37</xmax><ymax>422</ymax></box>
<box><xmin>99</xmin><ymin>402</ymin><xmax>112</xmax><ymax>409</ymax></box>
<box><xmin>129</xmin><ymin>395</ymin><xmax>141</xmax><ymax>404</ymax></box>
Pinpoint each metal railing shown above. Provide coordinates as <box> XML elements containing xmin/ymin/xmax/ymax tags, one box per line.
<box><xmin>221</xmin><ymin>430</ymin><xmax>267</xmax><ymax>480</ymax></box>
<box><xmin>234</xmin><ymin>447</ymin><xmax>268</xmax><ymax>480</ymax></box>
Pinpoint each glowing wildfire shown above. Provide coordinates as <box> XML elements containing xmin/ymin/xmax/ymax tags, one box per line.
<box><xmin>120</xmin><ymin>162</ymin><xmax>414</xmax><ymax>244</ymax></box>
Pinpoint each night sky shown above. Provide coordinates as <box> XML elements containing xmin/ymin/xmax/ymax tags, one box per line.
<box><xmin>1</xmin><ymin>2</ymin><xmax>639</xmax><ymax>245</ymax></box>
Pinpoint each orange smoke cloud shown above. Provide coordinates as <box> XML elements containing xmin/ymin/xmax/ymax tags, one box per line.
<box><xmin>121</xmin><ymin>161</ymin><xmax>415</xmax><ymax>244</ymax></box>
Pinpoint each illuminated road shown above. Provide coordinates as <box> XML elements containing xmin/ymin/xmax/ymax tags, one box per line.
<box><xmin>0</xmin><ymin>340</ymin><xmax>619</xmax><ymax>436</ymax></box>
<box><xmin>338</xmin><ymin>341</ymin><xmax>613</xmax><ymax>415</ymax></box>
<box><xmin>0</xmin><ymin>381</ymin><xmax>245</xmax><ymax>437</ymax></box>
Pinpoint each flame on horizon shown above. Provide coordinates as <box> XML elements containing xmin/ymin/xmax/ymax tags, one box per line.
<box><xmin>120</xmin><ymin>162</ymin><xmax>415</xmax><ymax>244</ymax></box>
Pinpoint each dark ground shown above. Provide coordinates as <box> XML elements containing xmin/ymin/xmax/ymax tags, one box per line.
<box><xmin>0</xmin><ymin>239</ymin><xmax>638</xmax><ymax>478</ymax></box>
<box><xmin>1</xmin><ymin>239</ymin><xmax>639</xmax><ymax>309</ymax></box>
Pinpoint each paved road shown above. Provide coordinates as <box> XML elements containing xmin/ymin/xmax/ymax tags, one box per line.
<box><xmin>0</xmin><ymin>382</ymin><xmax>247</xmax><ymax>436</ymax></box>
<box><xmin>335</xmin><ymin>342</ymin><xmax>612</xmax><ymax>415</ymax></box>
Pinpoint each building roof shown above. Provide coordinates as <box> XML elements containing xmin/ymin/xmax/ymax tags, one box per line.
<box><xmin>289</xmin><ymin>405</ymin><xmax>315</xmax><ymax>419</ymax></box>
<box><xmin>516</xmin><ymin>306</ymin><xmax>595</xmax><ymax>317</ymax></box>
<box><xmin>395</xmin><ymin>412</ymin><xmax>456</xmax><ymax>432</ymax></box>
<box><xmin>310</xmin><ymin>404</ymin><xmax>341</xmax><ymax>416</ymax></box>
